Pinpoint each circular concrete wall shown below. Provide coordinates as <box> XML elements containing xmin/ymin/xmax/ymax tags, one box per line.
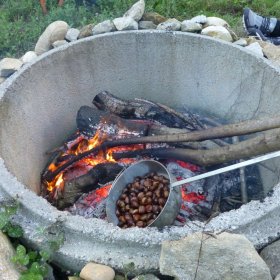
<box><xmin>1</xmin><ymin>31</ymin><xmax>280</xmax><ymax>274</ymax></box>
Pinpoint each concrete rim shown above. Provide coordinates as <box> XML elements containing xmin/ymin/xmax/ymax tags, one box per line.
<box><xmin>1</xmin><ymin>31</ymin><xmax>280</xmax><ymax>273</ymax></box>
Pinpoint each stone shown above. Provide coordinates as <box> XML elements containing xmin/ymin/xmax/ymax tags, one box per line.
<box><xmin>262</xmin><ymin>43</ymin><xmax>280</xmax><ymax>66</ymax></box>
<box><xmin>204</xmin><ymin>16</ymin><xmax>229</xmax><ymax>27</ymax></box>
<box><xmin>80</xmin><ymin>262</ymin><xmax>115</xmax><ymax>280</ymax></box>
<box><xmin>78</xmin><ymin>24</ymin><xmax>94</xmax><ymax>39</ymax></box>
<box><xmin>68</xmin><ymin>277</ymin><xmax>82</xmax><ymax>280</ymax></box>
<box><xmin>181</xmin><ymin>20</ymin><xmax>202</xmax><ymax>32</ymax></box>
<box><xmin>0</xmin><ymin>58</ymin><xmax>23</xmax><ymax>77</ymax></box>
<box><xmin>275</xmin><ymin>274</ymin><xmax>280</xmax><ymax>280</ymax></box>
<box><xmin>132</xmin><ymin>274</ymin><xmax>160</xmax><ymax>280</ymax></box>
<box><xmin>201</xmin><ymin>26</ymin><xmax>233</xmax><ymax>42</ymax></box>
<box><xmin>123</xmin><ymin>0</ymin><xmax>145</xmax><ymax>22</ymax></box>
<box><xmin>156</xmin><ymin>18</ymin><xmax>181</xmax><ymax>31</ymax></box>
<box><xmin>92</xmin><ymin>20</ymin><xmax>116</xmax><ymax>35</ymax></box>
<box><xmin>138</xmin><ymin>21</ymin><xmax>157</xmax><ymax>30</ymax></box>
<box><xmin>234</xmin><ymin>38</ymin><xmax>248</xmax><ymax>47</ymax></box>
<box><xmin>35</xmin><ymin>21</ymin><xmax>69</xmax><ymax>55</ymax></box>
<box><xmin>160</xmin><ymin>232</ymin><xmax>272</xmax><ymax>280</ymax></box>
<box><xmin>141</xmin><ymin>12</ymin><xmax>166</xmax><ymax>25</ymax></box>
<box><xmin>245</xmin><ymin>42</ymin><xmax>263</xmax><ymax>57</ymax></box>
<box><xmin>52</xmin><ymin>40</ymin><xmax>68</xmax><ymax>48</ymax></box>
<box><xmin>21</xmin><ymin>51</ymin><xmax>37</xmax><ymax>64</ymax></box>
<box><xmin>260</xmin><ymin>239</ymin><xmax>280</xmax><ymax>278</ymax></box>
<box><xmin>65</xmin><ymin>28</ymin><xmax>80</xmax><ymax>41</ymax></box>
<box><xmin>190</xmin><ymin>15</ymin><xmax>207</xmax><ymax>24</ymax></box>
<box><xmin>113</xmin><ymin>17</ymin><xmax>138</xmax><ymax>31</ymax></box>
<box><xmin>0</xmin><ymin>232</ymin><xmax>20</xmax><ymax>279</ymax></box>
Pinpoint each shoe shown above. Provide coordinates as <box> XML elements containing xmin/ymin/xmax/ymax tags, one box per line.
<box><xmin>243</xmin><ymin>8</ymin><xmax>277</xmax><ymax>37</ymax></box>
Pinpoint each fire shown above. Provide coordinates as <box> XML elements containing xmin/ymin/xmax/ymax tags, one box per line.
<box><xmin>45</xmin><ymin>127</ymin><xmax>144</xmax><ymax>196</ymax></box>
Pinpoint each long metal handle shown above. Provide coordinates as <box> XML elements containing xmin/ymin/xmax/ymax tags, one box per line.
<box><xmin>171</xmin><ymin>150</ymin><xmax>280</xmax><ymax>188</ymax></box>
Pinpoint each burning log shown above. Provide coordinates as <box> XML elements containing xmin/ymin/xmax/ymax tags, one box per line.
<box><xmin>51</xmin><ymin>163</ymin><xmax>123</xmax><ymax>209</ymax></box>
<box><xmin>42</xmin><ymin>114</ymin><xmax>280</xmax><ymax>183</ymax></box>
<box><xmin>92</xmin><ymin>91</ymin><xmax>202</xmax><ymax>130</ymax></box>
<box><xmin>76</xmin><ymin>106</ymin><xmax>107</xmax><ymax>137</ymax></box>
<box><xmin>113</xmin><ymin>127</ymin><xmax>280</xmax><ymax>166</ymax></box>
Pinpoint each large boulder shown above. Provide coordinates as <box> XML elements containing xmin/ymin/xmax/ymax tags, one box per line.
<box><xmin>160</xmin><ymin>232</ymin><xmax>272</xmax><ymax>280</ymax></box>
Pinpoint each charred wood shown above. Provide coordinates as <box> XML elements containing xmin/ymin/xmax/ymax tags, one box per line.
<box><xmin>42</xmin><ymin>116</ymin><xmax>280</xmax><ymax>182</ymax></box>
<box><xmin>76</xmin><ymin>106</ymin><xmax>107</xmax><ymax>137</ymax></box>
<box><xmin>53</xmin><ymin>163</ymin><xmax>122</xmax><ymax>209</ymax></box>
<box><xmin>92</xmin><ymin>91</ymin><xmax>199</xmax><ymax>130</ymax></box>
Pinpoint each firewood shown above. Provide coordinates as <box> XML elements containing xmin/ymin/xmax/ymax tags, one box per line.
<box><xmin>113</xmin><ymin>128</ymin><xmax>280</xmax><ymax>166</ymax></box>
<box><xmin>53</xmin><ymin>163</ymin><xmax>122</xmax><ymax>209</ymax></box>
<box><xmin>42</xmin><ymin>115</ymin><xmax>280</xmax><ymax>182</ymax></box>
<box><xmin>92</xmin><ymin>91</ymin><xmax>201</xmax><ymax>130</ymax></box>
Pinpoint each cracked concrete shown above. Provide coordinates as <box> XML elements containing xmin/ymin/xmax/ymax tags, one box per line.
<box><xmin>1</xmin><ymin>31</ymin><xmax>280</xmax><ymax>274</ymax></box>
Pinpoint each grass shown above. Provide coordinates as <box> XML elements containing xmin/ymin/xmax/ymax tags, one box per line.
<box><xmin>1</xmin><ymin>0</ymin><xmax>280</xmax><ymax>59</ymax></box>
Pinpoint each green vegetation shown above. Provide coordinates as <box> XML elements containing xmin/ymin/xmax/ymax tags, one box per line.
<box><xmin>0</xmin><ymin>200</ymin><xmax>64</xmax><ymax>280</ymax></box>
<box><xmin>1</xmin><ymin>0</ymin><xmax>280</xmax><ymax>59</ymax></box>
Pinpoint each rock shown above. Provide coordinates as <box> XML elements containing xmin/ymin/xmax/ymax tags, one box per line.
<box><xmin>78</xmin><ymin>24</ymin><xmax>94</xmax><ymax>39</ymax></box>
<box><xmin>246</xmin><ymin>37</ymin><xmax>270</xmax><ymax>48</ymax></box>
<box><xmin>68</xmin><ymin>277</ymin><xmax>82</xmax><ymax>280</ymax></box>
<box><xmin>190</xmin><ymin>15</ymin><xmax>207</xmax><ymax>24</ymax></box>
<box><xmin>0</xmin><ymin>77</ymin><xmax>6</xmax><ymax>84</ymax></box>
<box><xmin>156</xmin><ymin>18</ymin><xmax>181</xmax><ymax>31</ymax></box>
<box><xmin>226</xmin><ymin>27</ymin><xmax>239</xmax><ymax>41</ymax></box>
<box><xmin>275</xmin><ymin>274</ymin><xmax>280</xmax><ymax>280</ymax></box>
<box><xmin>132</xmin><ymin>274</ymin><xmax>160</xmax><ymax>280</ymax></box>
<box><xmin>52</xmin><ymin>40</ymin><xmax>68</xmax><ymax>48</ymax></box>
<box><xmin>234</xmin><ymin>38</ymin><xmax>248</xmax><ymax>47</ymax></box>
<box><xmin>204</xmin><ymin>16</ymin><xmax>229</xmax><ymax>27</ymax></box>
<box><xmin>138</xmin><ymin>21</ymin><xmax>157</xmax><ymax>30</ymax></box>
<box><xmin>181</xmin><ymin>20</ymin><xmax>202</xmax><ymax>32</ymax></box>
<box><xmin>80</xmin><ymin>262</ymin><xmax>115</xmax><ymax>280</ymax></box>
<box><xmin>245</xmin><ymin>42</ymin><xmax>263</xmax><ymax>57</ymax></box>
<box><xmin>21</xmin><ymin>51</ymin><xmax>37</xmax><ymax>64</ymax></box>
<box><xmin>35</xmin><ymin>21</ymin><xmax>69</xmax><ymax>55</ymax></box>
<box><xmin>65</xmin><ymin>28</ymin><xmax>80</xmax><ymax>41</ymax></box>
<box><xmin>0</xmin><ymin>232</ymin><xmax>20</xmax><ymax>280</ymax></box>
<box><xmin>201</xmin><ymin>26</ymin><xmax>233</xmax><ymax>42</ymax></box>
<box><xmin>262</xmin><ymin>43</ymin><xmax>280</xmax><ymax>66</ymax></box>
<box><xmin>141</xmin><ymin>12</ymin><xmax>166</xmax><ymax>25</ymax></box>
<box><xmin>260</xmin><ymin>239</ymin><xmax>280</xmax><ymax>278</ymax></box>
<box><xmin>123</xmin><ymin>0</ymin><xmax>145</xmax><ymax>22</ymax></box>
<box><xmin>0</xmin><ymin>58</ymin><xmax>23</xmax><ymax>77</ymax></box>
<box><xmin>113</xmin><ymin>17</ymin><xmax>138</xmax><ymax>31</ymax></box>
<box><xmin>92</xmin><ymin>20</ymin><xmax>116</xmax><ymax>35</ymax></box>
<box><xmin>160</xmin><ymin>232</ymin><xmax>272</xmax><ymax>280</ymax></box>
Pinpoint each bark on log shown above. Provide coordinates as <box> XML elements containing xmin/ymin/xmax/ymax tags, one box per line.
<box><xmin>92</xmin><ymin>91</ymin><xmax>201</xmax><ymax>130</ymax></box>
<box><xmin>42</xmin><ymin>116</ymin><xmax>280</xmax><ymax>182</ymax></box>
<box><xmin>113</xmin><ymin>128</ymin><xmax>280</xmax><ymax>166</ymax></box>
<box><xmin>53</xmin><ymin>163</ymin><xmax>122</xmax><ymax>209</ymax></box>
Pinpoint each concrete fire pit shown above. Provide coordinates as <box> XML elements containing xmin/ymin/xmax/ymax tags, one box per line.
<box><xmin>1</xmin><ymin>31</ymin><xmax>280</xmax><ymax>274</ymax></box>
